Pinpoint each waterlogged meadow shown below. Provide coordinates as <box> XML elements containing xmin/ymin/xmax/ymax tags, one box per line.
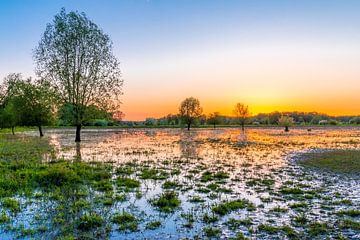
<box><xmin>1</xmin><ymin>127</ymin><xmax>360</xmax><ymax>239</ymax></box>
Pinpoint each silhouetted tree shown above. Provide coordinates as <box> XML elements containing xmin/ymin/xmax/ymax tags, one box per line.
<box><xmin>233</xmin><ymin>103</ymin><xmax>249</xmax><ymax>131</ymax></box>
<box><xmin>179</xmin><ymin>97</ymin><xmax>202</xmax><ymax>130</ymax></box>
<box><xmin>207</xmin><ymin>112</ymin><xmax>221</xmax><ymax>128</ymax></box>
<box><xmin>34</xmin><ymin>8</ymin><xmax>123</xmax><ymax>142</ymax></box>
<box><xmin>278</xmin><ymin>115</ymin><xmax>294</xmax><ymax>132</ymax></box>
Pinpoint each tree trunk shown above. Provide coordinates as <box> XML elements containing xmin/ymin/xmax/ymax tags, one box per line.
<box><xmin>214</xmin><ymin>123</ymin><xmax>216</xmax><ymax>129</ymax></box>
<box><xmin>241</xmin><ymin>123</ymin><xmax>245</xmax><ymax>131</ymax></box>
<box><xmin>285</xmin><ymin>126</ymin><xmax>289</xmax><ymax>132</ymax></box>
<box><xmin>75</xmin><ymin>142</ymin><xmax>81</xmax><ymax>160</ymax></box>
<box><xmin>187</xmin><ymin>122</ymin><xmax>190</xmax><ymax>131</ymax></box>
<box><xmin>11</xmin><ymin>126</ymin><xmax>14</xmax><ymax>135</ymax></box>
<box><xmin>38</xmin><ymin>126</ymin><xmax>44</xmax><ymax>137</ymax></box>
<box><xmin>75</xmin><ymin>125</ymin><xmax>82</xmax><ymax>142</ymax></box>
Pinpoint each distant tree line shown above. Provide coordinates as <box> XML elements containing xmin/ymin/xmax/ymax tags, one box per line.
<box><xmin>137</xmin><ymin>98</ymin><xmax>360</xmax><ymax>130</ymax></box>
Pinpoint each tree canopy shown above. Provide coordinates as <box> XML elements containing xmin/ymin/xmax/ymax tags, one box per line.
<box><xmin>34</xmin><ymin>8</ymin><xmax>123</xmax><ymax>141</ymax></box>
<box><xmin>0</xmin><ymin>74</ymin><xmax>57</xmax><ymax>136</ymax></box>
<box><xmin>179</xmin><ymin>97</ymin><xmax>202</xmax><ymax>130</ymax></box>
<box><xmin>278</xmin><ymin>115</ymin><xmax>294</xmax><ymax>132</ymax></box>
<box><xmin>233</xmin><ymin>102</ymin><xmax>249</xmax><ymax>131</ymax></box>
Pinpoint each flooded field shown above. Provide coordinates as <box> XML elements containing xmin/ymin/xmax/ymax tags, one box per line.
<box><xmin>1</xmin><ymin>127</ymin><xmax>360</xmax><ymax>239</ymax></box>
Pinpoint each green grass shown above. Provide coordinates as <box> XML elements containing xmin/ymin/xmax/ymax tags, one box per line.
<box><xmin>140</xmin><ymin>168</ymin><xmax>169</xmax><ymax>180</ymax></box>
<box><xmin>116</xmin><ymin>177</ymin><xmax>140</xmax><ymax>189</ymax></box>
<box><xmin>212</xmin><ymin>199</ymin><xmax>255</xmax><ymax>216</ymax></box>
<box><xmin>150</xmin><ymin>191</ymin><xmax>181</xmax><ymax>212</ymax></box>
<box><xmin>1</xmin><ymin>198</ymin><xmax>20</xmax><ymax>212</ymax></box>
<box><xmin>77</xmin><ymin>212</ymin><xmax>104</xmax><ymax>230</ymax></box>
<box><xmin>299</xmin><ymin>150</ymin><xmax>360</xmax><ymax>173</ymax></box>
<box><xmin>203</xmin><ymin>227</ymin><xmax>221</xmax><ymax>238</ymax></box>
<box><xmin>146</xmin><ymin>220</ymin><xmax>161</xmax><ymax>230</ymax></box>
<box><xmin>112</xmin><ymin>212</ymin><xmax>138</xmax><ymax>231</ymax></box>
<box><xmin>336</xmin><ymin>209</ymin><xmax>360</xmax><ymax>217</ymax></box>
<box><xmin>0</xmin><ymin>212</ymin><xmax>10</xmax><ymax>223</ymax></box>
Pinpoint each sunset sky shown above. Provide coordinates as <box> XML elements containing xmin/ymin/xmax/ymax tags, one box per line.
<box><xmin>0</xmin><ymin>0</ymin><xmax>360</xmax><ymax>120</ymax></box>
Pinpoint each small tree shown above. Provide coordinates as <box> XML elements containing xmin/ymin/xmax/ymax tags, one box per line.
<box><xmin>12</xmin><ymin>80</ymin><xmax>57</xmax><ymax>137</ymax></box>
<box><xmin>34</xmin><ymin>9</ymin><xmax>123</xmax><ymax>142</ymax></box>
<box><xmin>233</xmin><ymin>103</ymin><xmax>249</xmax><ymax>131</ymax></box>
<box><xmin>0</xmin><ymin>73</ymin><xmax>22</xmax><ymax>134</ymax></box>
<box><xmin>278</xmin><ymin>115</ymin><xmax>294</xmax><ymax>132</ymax></box>
<box><xmin>0</xmin><ymin>102</ymin><xmax>19</xmax><ymax>135</ymax></box>
<box><xmin>207</xmin><ymin>112</ymin><xmax>221</xmax><ymax>128</ymax></box>
<box><xmin>179</xmin><ymin>97</ymin><xmax>202</xmax><ymax>131</ymax></box>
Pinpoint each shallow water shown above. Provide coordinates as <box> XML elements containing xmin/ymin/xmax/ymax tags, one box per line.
<box><xmin>4</xmin><ymin>127</ymin><xmax>360</xmax><ymax>239</ymax></box>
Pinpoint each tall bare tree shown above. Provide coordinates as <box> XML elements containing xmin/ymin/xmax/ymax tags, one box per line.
<box><xmin>34</xmin><ymin>8</ymin><xmax>123</xmax><ymax>142</ymax></box>
<box><xmin>233</xmin><ymin>102</ymin><xmax>249</xmax><ymax>131</ymax></box>
<box><xmin>179</xmin><ymin>97</ymin><xmax>202</xmax><ymax>131</ymax></box>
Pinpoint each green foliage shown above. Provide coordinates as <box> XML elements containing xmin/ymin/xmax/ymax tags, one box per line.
<box><xmin>2</xmin><ymin>198</ymin><xmax>20</xmax><ymax>212</ymax></box>
<box><xmin>116</xmin><ymin>177</ymin><xmax>140</xmax><ymax>189</ymax></box>
<box><xmin>207</xmin><ymin>112</ymin><xmax>221</xmax><ymax>128</ymax></box>
<box><xmin>212</xmin><ymin>199</ymin><xmax>255</xmax><ymax>215</ymax></box>
<box><xmin>162</xmin><ymin>181</ymin><xmax>179</xmax><ymax>189</ymax></box>
<box><xmin>349</xmin><ymin>116</ymin><xmax>360</xmax><ymax>124</ymax></box>
<box><xmin>278</xmin><ymin>115</ymin><xmax>294</xmax><ymax>131</ymax></box>
<box><xmin>308</xmin><ymin>222</ymin><xmax>329</xmax><ymax>236</ymax></box>
<box><xmin>78</xmin><ymin>212</ymin><xmax>104</xmax><ymax>230</ymax></box>
<box><xmin>202</xmin><ymin>212</ymin><xmax>218</xmax><ymax>223</ymax></box>
<box><xmin>0</xmin><ymin>135</ymin><xmax>113</xmax><ymax>197</ymax></box>
<box><xmin>0</xmin><ymin>74</ymin><xmax>57</xmax><ymax>135</ymax></box>
<box><xmin>336</xmin><ymin>209</ymin><xmax>360</xmax><ymax>217</ymax></box>
<box><xmin>140</xmin><ymin>168</ymin><xmax>169</xmax><ymax>180</ymax></box>
<box><xmin>339</xmin><ymin>219</ymin><xmax>360</xmax><ymax>230</ymax></box>
<box><xmin>145</xmin><ymin>220</ymin><xmax>161</xmax><ymax>230</ymax></box>
<box><xmin>200</xmin><ymin>170</ymin><xmax>229</xmax><ymax>182</ymax></box>
<box><xmin>0</xmin><ymin>212</ymin><xmax>10</xmax><ymax>223</ymax></box>
<box><xmin>34</xmin><ymin>8</ymin><xmax>123</xmax><ymax>141</ymax></box>
<box><xmin>150</xmin><ymin>191</ymin><xmax>181</xmax><ymax>212</ymax></box>
<box><xmin>112</xmin><ymin>212</ymin><xmax>138</xmax><ymax>231</ymax></box>
<box><xmin>58</xmin><ymin>103</ymin><xmax>111</xmax><ymax>126</ymax></box>
<box><xmin>179</xmin><ymin>97</ymin><xmax>203</xmax><ymax>130</ymax></box>
<box><xmin>0</xmin><ymin>101</ymin><xmax>19</xmax><ymax>131</ymax></box>
<box><xmin>203</xmin><ymin>227</ymin><xmax>221</xmax><ymax>237</ymax></box>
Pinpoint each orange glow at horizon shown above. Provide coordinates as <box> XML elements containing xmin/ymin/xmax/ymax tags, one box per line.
<box><xmin>119</xmin><ymin>31</ymin><xmax>360</xmax><ymax>121</ymax></box>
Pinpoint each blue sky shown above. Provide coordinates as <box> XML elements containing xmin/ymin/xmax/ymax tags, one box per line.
<box><xmin>1</xmin><ymin>1</ymin><xmax>360</xmax><ymax>119</ymax></box>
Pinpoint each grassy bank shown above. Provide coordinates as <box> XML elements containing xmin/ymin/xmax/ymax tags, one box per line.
<box><xmin>299</xmin><ymin>150</ymin><xmax>360</xmax><ymax>173</ymax></box>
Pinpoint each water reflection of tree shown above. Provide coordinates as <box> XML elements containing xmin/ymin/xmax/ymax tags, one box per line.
<box><xmin>42</xmin><ymin>187</ymin><xmax>112</xmax><ymax>239</ymax></box>
<box><xmin>75</xmin><ymin>142</ymin><xmax>82</xmax><ymax>160</ymax></box>
<box><xmin>237</xmin><ymin>129</ymin><xmax>248</xmax><ymax>143</ymax></box>
<box><xmin>179</xmin><ymin>131</ymin><xmax>200</xmax><ymax>160</ymax></box>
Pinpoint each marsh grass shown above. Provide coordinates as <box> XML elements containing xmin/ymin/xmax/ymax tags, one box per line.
<box><xmin>212</xmin><ymin>199</ymin><xmax>255</xmax><ymax>216</ymax></box>
<box><xmin>299</xmin><ymin>150</ymin><xmax>360</xmax><ymax>173</ymax></box>
<box><xmin>1</xmin><ymin>128</ymin><xmax>359</xmax><ymax>239</ymax></box>
<box><xmin>150</xmin><ymin>191</ymin><xmax>181</xmax><ymax>212</ymax></box>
